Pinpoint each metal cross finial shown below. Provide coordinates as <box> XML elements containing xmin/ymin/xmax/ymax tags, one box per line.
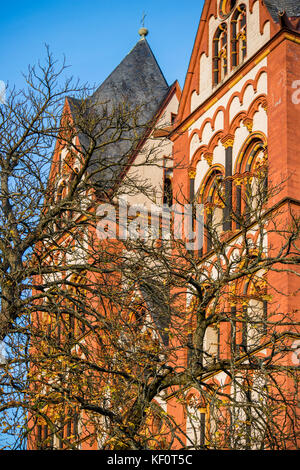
<box><xmin>138</xmin><ymin>11</ymin><xmax>148</xmax><ymax>38</ymax></box>
<box><xmin>141</xmin><ymin>12</ymin><xmax>147</xmax><ymax>28</ymax></box>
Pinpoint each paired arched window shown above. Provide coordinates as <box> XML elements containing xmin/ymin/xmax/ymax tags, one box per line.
<box><xmin>36</xmin><ymin>423</ymin><xmax>53</xmax><ymax>450</ymax></box>
<box><xmin>231</xmin><ymin>4</ymin><xmax>247</xmax><ymax>68</ymax></box>
<box><xmin>213</xmin><ymin>3</ymin><xmax>247</xmax><ymax>86</ymax></box>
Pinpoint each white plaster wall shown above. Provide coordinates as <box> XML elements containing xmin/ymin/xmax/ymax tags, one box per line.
<box><xmin>158</xmin><ymin>94</ymin><xmax>179</xmax><ymax>127</ymax></box>
<box><xmin>190</xmin><ymin>58</ymin><xmax>267</xmax><ymax>142</ymax></box>
<box><xmin>252</xmin><ymin>106</ymin><xmax>267</xmax><ymax>135</ymax></box>
<box><xmin>215</xmin><ymin>109</ymin><xmax>225</xmax><ymax>131</ymax></box>
<box><xmin>190</xmin><ymin>133</ymin><xmax>201</xmax><ymax>157</ymax></box>
<box><xmin>213</xmin><ymin>140</ymin><xmax>226</xmax><ymax>167</ymax></box>
<box><xmin>232</xmin><ymin>125</ymin><xmax>249</xmax><ymax>170</ymax></box>
<box><xmin>125</xmin><ymin>94</ymin><xmax>179</xmax><ymax>209</ymax></box>
<box><xmin>195</xmin><ymin>159</ymin><xmax>210</xmax><ymax>194</ymax></box>
<box><xmin>229</xmin><ymin>95</ymin><xmax>243</xmax><ymax>123</ymax></box>
<box><xmin>189</xmin><ymin>109</ymin><xmax>225</xmax><ymax>161</ymax></box>
<box><xmin>247</xmin><ymin>1</ymin><xmax>270</xmax><ymax>57</ymax></box>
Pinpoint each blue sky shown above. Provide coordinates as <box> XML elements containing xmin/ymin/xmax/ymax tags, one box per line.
<box><xmin>1</xmin><ymin>0</ymin><xmax>205</xmax><ymax>94</ymax></box>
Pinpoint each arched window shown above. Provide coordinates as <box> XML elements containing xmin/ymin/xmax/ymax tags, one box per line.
<box><xmin>231</xmin><ymin>4</ymin><xmax>247</xmax><ymax>68</ymax></box>
<box><xmin>213</xmin><ymin>23</ymin><xmax>228</xmax><ymax>86</ymax></box>
<box><xmin>219</xmin><ymin>0</ymin><xmax>237</xmax><ymax>18</ymax></box>
<box><xmin>228</xmin><ymin>274</ymin><xmax>267</xmax><ymax>356</ymax></box>
<box><xmin>243</xmin><ymin>299</ymin><xmax>267</xmax><ymax>349</ymax></box>
<box><xmin>186</xmin><ymin>393</ymin><xmax>207</xmax><ymax>449</ymax></box>
<box><xmin>241</xmin><ymin>278</ymin><xmax>268</xmax><ymax>352</ymax></box>
<box><xmin>67</xmin><ymin>273</ymin><xmax>88</xmax><ymax>338</ymax></box>
<box><xmin>200</xmin><ymin>169</ymin><xmax>224</xmax><ymax>252</ymax></box>
<box><xmin>57</xmin><ymin>411</ymin><xmax>79</xmax><ymax>449</ymax></box>
<box><xmin>187</xmin><ymin>296</ymin><xmax>219</xmax><ymax>365</ymax></box>
<box><xmin>234</xmin><ymin>138</ymin><xmax>267</xmax><ymax>228</ymax></box>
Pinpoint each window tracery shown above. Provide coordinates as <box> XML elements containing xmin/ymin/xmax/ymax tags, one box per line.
<box><xmin>214</xmin><ymin>3</ymin><xmax>247</xmax><ymax>85</ymax></box>
<box><xmin>199</xmin><ymin>169</ymin><xmax>224</xmax><ymax>252</ymax></box>
<box><xmin>219</xmin><ymin>0</ymin><xmax>237</xmax><ymax>19</ymax></box>
<box><xmin>234</xmin><ymin>138</ymin><xmax>268</xmax><ymax>228</ymax></box>
<box><xmin>231</xmin><ymin>4</ymin><xmax>247</xmax><ymax>68</ymax></box>
<box><xmin>213</xmin><ymin>23</ymin><xmax>228</xmax><ymax>86</ymax></box>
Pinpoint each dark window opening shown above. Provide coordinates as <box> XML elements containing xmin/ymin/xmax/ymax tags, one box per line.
<box><xmin>37</xmin><ymin>424</ymin><xmax>53</xmax><ymax>450</ymax></box>
<box><xmin>163</xmin><ymin>176</ymin><xmax>173</xmax><ymax>207</ymax></box>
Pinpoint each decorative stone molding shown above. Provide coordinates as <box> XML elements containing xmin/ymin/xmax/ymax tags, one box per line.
<box><xmin>188</xmin><ymin>167</ymin><xmax>197</xmax><ymax>179</ymax></box>
<box><xmin>262</xmin><ymin>99</ymin><xmax>268</xmax><ymax>113</ymax></box>
<box><xmin>204</xmin><ymin>152</ymin><xmax>213</xmax><ymax>167</ymax></box>
<box><xmin>221</xmin><ymin>134</ymin><xmax>235</xmax><ymax>149</ymax></box>
<box><xmin>243</xmin><ymin>117</ymin><xmax>253</xmax><ymax>133</ymax></box>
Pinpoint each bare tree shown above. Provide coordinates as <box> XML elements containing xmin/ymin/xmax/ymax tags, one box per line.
<box><xmin>0</xmin><ymin>50</ymin><xmax>299</xmax><ymax>451</ymax></box>
<box><xmin>0</xmin><ymin>47</ymin><xmax>167</xmax><ymax>449</ymax></box>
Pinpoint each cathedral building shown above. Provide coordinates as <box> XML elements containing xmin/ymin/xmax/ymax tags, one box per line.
<box><xmin>29</xmin><ymin>0</ymin><xmax>300</xmax><ymax>450</ymax></box>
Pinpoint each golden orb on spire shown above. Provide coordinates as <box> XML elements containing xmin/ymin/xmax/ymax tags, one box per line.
<box><xmin>138</xmin><ymin>27</ymin><xmax>148</xmax><ymax>38</ymax></box>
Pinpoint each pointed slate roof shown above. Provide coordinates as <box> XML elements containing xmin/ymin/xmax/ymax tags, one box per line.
<box><xmin>68</xmin><ymin>38</ymin><xmax>170</xmax><ymax>189</ymax></box>
<box><xmin>264</xmin><ymin>0</ymin><xmax>300</xmax><ymax>22</ymax></box>
<box><xmin>92</xmin><ymin>38</ymin><xmax>169</xmax><ymax>120</ymax></box>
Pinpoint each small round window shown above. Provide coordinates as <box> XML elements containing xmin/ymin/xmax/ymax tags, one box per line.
<box><xmin>219</xmin><ymin>0</ymin><xmax>237</xmax><ymax>19</ymax></box>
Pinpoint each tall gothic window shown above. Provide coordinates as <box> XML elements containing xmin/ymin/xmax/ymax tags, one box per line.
<box><xmin>234</xmin><ymin>138</ymin><xmax>267</xmax><ymax>228</ymax></box>
<box><xmin>231</xmin><ymin>5</ymin><xmax>247</xmax><ymax>68</ymax></box>
<box><xmin>213</xmin><ymin>23</ymin><xmax>228</xmax><ymax>86</ymax></box>
<box><xmin>200</xmin><ymin>169</ymin><xmax>224</xmax><ymax>252</ymax></box>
